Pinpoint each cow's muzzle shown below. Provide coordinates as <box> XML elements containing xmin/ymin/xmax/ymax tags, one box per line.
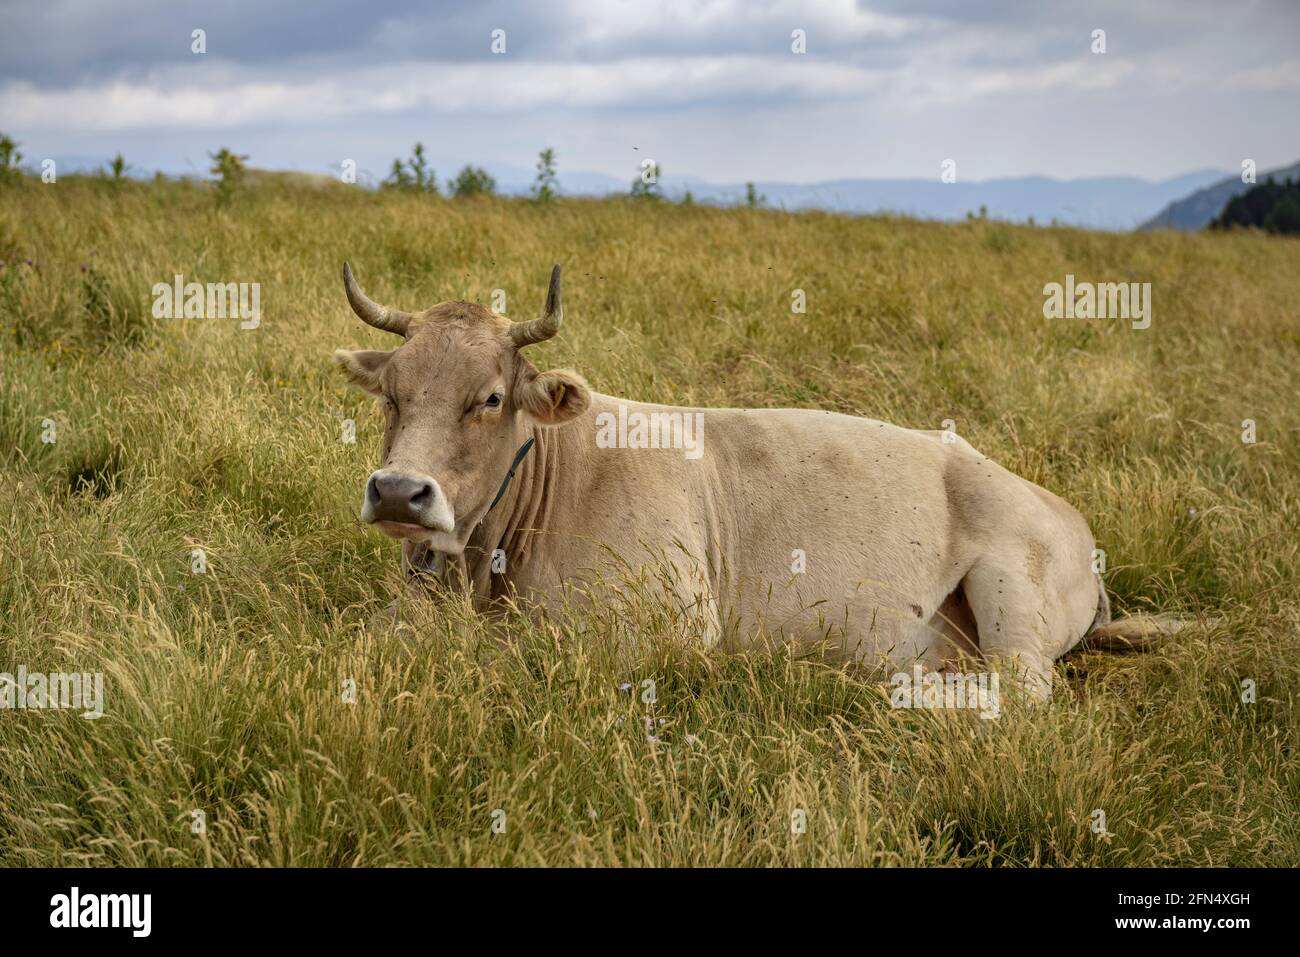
<box><xmin>361</xmin><ymin>469</ymin><xmax>455</xmax><ymax>538</ymax></box>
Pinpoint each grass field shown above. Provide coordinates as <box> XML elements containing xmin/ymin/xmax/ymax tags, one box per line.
<box><xmin>1</xmin><ymin>175</ymin><xmax>1297</xmax><ymax>866</ymax></box>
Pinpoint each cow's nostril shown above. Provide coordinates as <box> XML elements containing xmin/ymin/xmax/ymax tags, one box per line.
<box><xmin>369</xmin><ymin>472</ymin><xmax>439</xmax><ymax>524</ymax></box>
<box><xmin>365</xmin><ymin>471</ymin><xmax>451</xmax><ymax>532</ymax></box>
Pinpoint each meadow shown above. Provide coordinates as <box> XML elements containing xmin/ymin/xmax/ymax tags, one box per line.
<box><xmin>0</xmin><ymin>174</ymin><xmax>1297</xmax><ymax>866</ymax></box>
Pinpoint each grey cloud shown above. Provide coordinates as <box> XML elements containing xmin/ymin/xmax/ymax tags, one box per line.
<box><xmin>1</xmin><ymin>0</ymin><xmax>1296</xmax><ymax>187</ymax></box>
<box><xmin>6</xmin><ymin>0</ymin><xmax>1299</xmax><ymax>88</ymax></box>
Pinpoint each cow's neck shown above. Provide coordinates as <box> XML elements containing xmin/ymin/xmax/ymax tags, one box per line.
<box><xmin>456</xmin><ymin>416</ymin><xmax>582</xmax><ymax>601</ymax></box>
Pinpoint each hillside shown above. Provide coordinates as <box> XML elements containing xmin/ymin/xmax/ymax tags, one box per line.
<box><xmin>1</xmin><ymin>178</ymin><xmax>1298</xmax><ymax>866</ymax></box>
<box><xmin>1140</xmin><ymin>161</ymin><xmax>1300</xmax><ymax>232</ymax></box>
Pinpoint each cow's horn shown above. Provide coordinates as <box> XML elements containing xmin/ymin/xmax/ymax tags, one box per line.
<box><xmin>342</xmin><ymin>262</ymin><xmax>412</xmax><ymax>337</ymax></box>
<box><xmin>510</xmin><ymin>265</ymin><xmax>563</xmax><ymax>347</ymax></box>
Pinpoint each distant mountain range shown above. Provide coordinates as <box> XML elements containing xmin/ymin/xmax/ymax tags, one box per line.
<box><xmin>485</xmin><ymin>164</ymin><xmax>1230</xmax><ymax>231</ymax></box>
<box><xmin>47</xmin><ymin>153</ymin><xmax>1297</xmax><ymax>232</ymax></box>
<box><xmin>1138</xmin><ymin>161</ymin><xmax>1300</xmax><ymax>231</ymax></box>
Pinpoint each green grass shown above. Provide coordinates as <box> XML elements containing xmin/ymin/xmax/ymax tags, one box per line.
<box><xmin>0</xmin><ymin>175</ymin><xmax>1297</xmax><ymax>866</ymax></box>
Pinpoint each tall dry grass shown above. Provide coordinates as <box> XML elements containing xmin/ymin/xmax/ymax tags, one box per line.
<box><xmin>0</xmin><ymin>175</ymin><xmax>1297</xmax><ymax>865</ymax></box>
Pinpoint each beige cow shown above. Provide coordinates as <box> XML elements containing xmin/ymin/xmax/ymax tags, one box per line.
<box><xmin>334</xmin><ymin>263</ymin><xmax>1177</xmax><ymax>700</ymax></box>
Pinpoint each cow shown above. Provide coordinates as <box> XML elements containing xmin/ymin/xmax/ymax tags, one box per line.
<box><xmin>333</xmin><ymin>262</ymin><xmax>1183</xmax><ymax>701</ymax></box>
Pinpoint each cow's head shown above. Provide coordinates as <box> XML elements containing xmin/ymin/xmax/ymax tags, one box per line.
<box><xmin>333</xmin><ymin>263</ymin><xmax>590</xmax><ymax>554</ymax></box>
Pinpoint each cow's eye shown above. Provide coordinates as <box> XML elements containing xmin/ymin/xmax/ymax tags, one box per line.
<box><xmin>484</xmin><ymin>393</ymin><xmax>503</xmax><ymax>409</ymax></box>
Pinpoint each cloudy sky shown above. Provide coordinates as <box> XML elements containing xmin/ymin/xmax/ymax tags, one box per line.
<box><xmin>2</xmin><ymin>0</ymin><xmax>1297</xmax><ymax>186</ymax></box>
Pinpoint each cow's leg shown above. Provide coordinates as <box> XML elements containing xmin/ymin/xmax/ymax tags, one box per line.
<box><xmin>960</xmin><ymin>557</ymin><xmax>1059</xmax><ymax>701</ymax></box>
<box><xmin>655</xmin><ymin>556</ymin><xmax>724</xmax><ymax>649</ymax></box>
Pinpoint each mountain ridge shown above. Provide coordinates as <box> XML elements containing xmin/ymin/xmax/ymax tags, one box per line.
<box><xmin>1138</xmin><ymin>161</ymin><xmax>1300</xmax><ymax>231</ymax></box>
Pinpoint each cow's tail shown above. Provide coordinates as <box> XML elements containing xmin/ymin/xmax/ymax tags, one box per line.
<box><xmin>1075</xmin><ymin>577</ymin><xmax>1213</xmax><ymax>653</ymax></box>
<box><xmin>1080</xmin><ymin>613</ymin><xmax>1204</xmax><ymax>651</ymax></box>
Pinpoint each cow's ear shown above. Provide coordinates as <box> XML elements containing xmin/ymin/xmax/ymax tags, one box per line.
<box><xmin>516</xmin><ymin>368</ymin><xmax>591</xmax><ymax>425</ymax></box>
<box><xmin>333</xmin><ymin>349</ymin><xmax>391</xmax><ymax>396</ymax></box>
